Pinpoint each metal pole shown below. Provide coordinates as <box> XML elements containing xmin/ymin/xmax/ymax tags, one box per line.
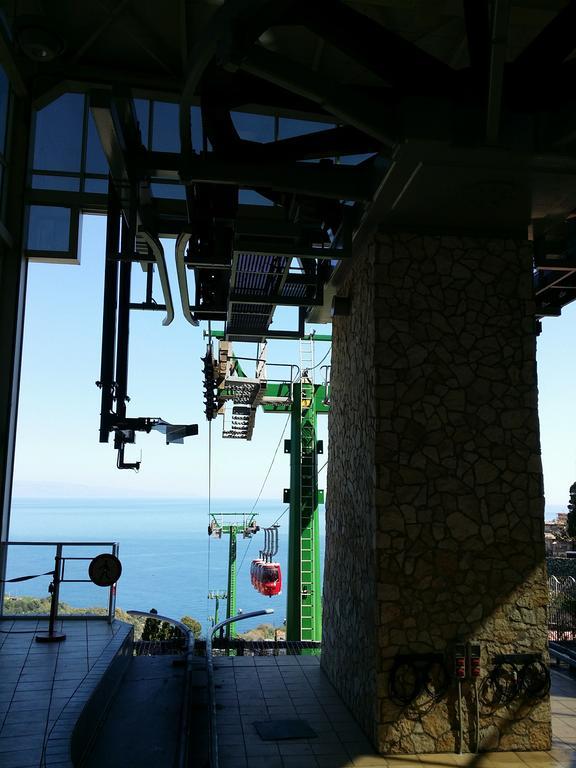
<box><xmin>98</xmin><ymin>179</ymin><xmax>120</xmax><ymax>442</ymax></box>
<box><xmin>206</xmin><ymin>609</ymin><xmax>273</xmax><ymax>768</ymax></box>
<box><xmin>36</xmin><ymin>545</ymin><xmax>66</xmax><ymax>643</ymax></box>
<box><xmin>0</xmin><ymin>93</ymin><xmax>31</xmax><ymax>601</ymax></box>
<box><xmin>286</xmin><ymin>383</ymin><xmax>302</xmax><ymax>641</ymax></box>
<box><xmin>115</xmin><ymin>199</ymin><xmax>135</xmax><ymax>422</ymax></box>
<box><xmin>107</xmin><ymin>543</ymin><xmax>119</xmax><ymax>623</ymax></box>
<box><xmin>226</xmin><ymin>527</ymin><xmax>237</xmax><ymax>640</ymax></box>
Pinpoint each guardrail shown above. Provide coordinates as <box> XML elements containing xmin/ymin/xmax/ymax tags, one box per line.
<box><xmin>548</xmin><ymin>574</ymin><xmax>576</xmax><ymax>642</ymax></box>
<box><xmin>0</xmin><ymin>541</ymin><xmax>119</xmax><ymax>623</ymax></box>
<box><xmin>127</xmin><ymin>611</ymin><xmax>195</xmax><ymax>768</ymax></box>
<box><xmin>549</xmin><ymin>641</ymin><xmax>576</xmax><ymax>676</ymax></box>
<box><xmin>206</xmin><ymin>609</ymin><xmax>274</xmax><ymax>768</ymax></box>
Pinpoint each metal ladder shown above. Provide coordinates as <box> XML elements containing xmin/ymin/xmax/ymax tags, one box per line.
<box><xmin>299</xmin><ymin>339</ymin><xmax>316</xmax><ymax>641</ymax></box>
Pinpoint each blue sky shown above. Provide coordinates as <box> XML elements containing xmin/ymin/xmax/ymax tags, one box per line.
<box><xmin>11</xmin><ymin>213</ymin><xmax>576</xmax><ymax>517</ymax></box>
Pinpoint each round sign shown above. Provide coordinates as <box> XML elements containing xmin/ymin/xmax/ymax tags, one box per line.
<box><xmin>88</xmin><ymin>554</ymin><xmax>122</xmax><ymax>587</ymax></box>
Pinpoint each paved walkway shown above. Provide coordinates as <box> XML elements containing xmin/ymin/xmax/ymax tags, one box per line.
<box><xmin>213</xmin><ymin>655</ymin><xmax>576</xmax><ymax>768</ymax></box>
<box><xmin>0</xmin><ymin>617</ymin><xmax>131</xmax><ymax>768</ymax></box>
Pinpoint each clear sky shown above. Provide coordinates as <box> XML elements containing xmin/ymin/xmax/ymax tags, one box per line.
<box><xmin>11</xmin><ymin>213</ymin><xmax>576</xmax><ymax>517</ymax></box>
<box><xmin>12</xmin><ymin>214</ymin><xmax>330</xmax><ymax>501</ymax></box>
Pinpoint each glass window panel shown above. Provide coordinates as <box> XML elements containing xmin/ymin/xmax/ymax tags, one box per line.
<box><xmin>338</xmin><ymin>153</ymin><xmax>376</xmax><ymax>165</ymax></box>
<box><xmin>190</xmin><ymin>106</ymin><xmax>203</xmax><ymax>152</ymax></box>
<box><xmin>278</xmin><ymin>118</ymin><xmax>334</xmax><ymax>139</ymax></box>
<box><xmin>150</xmin><ymin>182</ymin><xmax>186</xmax><ymax>200</ymax></box>
<box><xmin>135</xmin><ymin>99</ymin><xmax>150</xmax><ymax>148</ymax></box>
<box><xmin>239</xmin><ymin>190</ymin><xmax>273</xmax><ymax>206</ymax></box>
<box><xmin>32</xmin><ymin>174</ymin><xmax>80</xmax><ymax>192</ymax></box>
<box><xmin>0</xmin><ymin>66</ymin><xmax>9</xmax><ymax>154</ymax></box>
<box><xmin>152</xmin><ymin>101</ymin><xmax>179</xmax><ymax>153</ymax></box>
<box><xmin>231</xmin><ymin>112</ymin><xmax>274</xmax><ymax>143</ymax></box>
<box><xmin>33</xmin><ymin>93</ymin><xmax>84</xmax><ymax>173</ymax></box>
<box><xmin>85</xmin><ymin>112</ymin><xmax>108</xmax><ymax>174</ymax></box>
<box><xmin>84</xmin><ymin>178</ymin><xmax>108</xmax><ymax>193</ymax></box>
<box><xmin>27</xmin><ymin>205</ymin><xmax>71</xmax><ymax>251</ymax></box>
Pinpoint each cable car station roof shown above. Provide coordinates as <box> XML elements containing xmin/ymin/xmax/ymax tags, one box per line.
<box><xmin>3</xmin><ymin>0</ymin><xmax>576</xmax><ymax>332</ymax></box>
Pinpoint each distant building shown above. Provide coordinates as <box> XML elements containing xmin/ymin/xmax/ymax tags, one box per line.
<box><xmin>545</xmin><ymin>513</ymin><xmax>574</xmax><ymax>556</ymax></box>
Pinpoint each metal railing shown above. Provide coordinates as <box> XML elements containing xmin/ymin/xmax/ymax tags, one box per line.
<box><xmin>127</xmin><ymin>611</ymin><xmax>195</xmax><ymax>768</ymax></box>
<box><xmin>548</xmin><ymin>575</ymin><xmax>576</xmax><ymax>641</ymax></box>
<box><xmin>207</xmin><ymin>609</ymin><xmax>274</xmax><ymax>768</ymax></box>
<box><xmin>0</xmin><ymin>541</ymin><xmax>119</xmax><ymax>623</ymax></box>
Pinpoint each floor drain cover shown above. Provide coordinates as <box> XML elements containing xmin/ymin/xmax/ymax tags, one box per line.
<box><xmin>253</xmin><ymin>719</ymin><xmax>317</xmax><ymax>740</ymax></box>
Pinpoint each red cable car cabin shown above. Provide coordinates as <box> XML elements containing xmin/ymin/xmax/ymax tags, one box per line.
<box><xmin>250</xmin><ymin>558</ymin><xmax>262</xmax><ymax>589</ymax></box>
<box><xmin>260</xmin><ymin>562</ymin><xmax>282</xmax><ymax>597</ymax></box>
<box><xmin>250</xmin><ymin>558</ymin><xmax>282</xmax><ymax>596</ymax></box>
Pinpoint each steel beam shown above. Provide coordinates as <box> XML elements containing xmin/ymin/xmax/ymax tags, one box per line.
<box><xmin>177</xmin><ymin>155</ymin><xmax>376</xmax><ymax>201</ymax></box>
<box><xmin>142</xmin><ymin>151</ymin><xmax>376</xmax><ymax>201</ymax></box>
<box><xmin>0</xmin><ymin>23</ymin><xmax>27</xmax><ymax>97</ymax></box>
<box><xmin>513</xmin><ymin>1</ymin><xmax>576</xmax><ymax>78</ymax></box>
<box><xmin>303</xmin><ymin>0</ymin><xmax>456</xmax><ymax>94</ymax></box>
<box><xmin>240</xmin><ymin>46</ymin><xmax>397</xmax><ymax>148</ymax></box>
<box><xmin>98</xmin><ymin>180</ymin><xmax>121</xmax><ymax>442</ymax></box>
<box><xmin>463</xmin><ymin>0</ymin><xmax>491</xmax><ymax>82</ymax></box>
<box><xmin>234</xmin><ymin>242</ymin><xmax>350</xmax><ymax>260</ymax></box>
<box><xmin>254</xmin><ymin>125</ymin><xmax>382</xmax><ymax>162</ymax></box>
<box><xmin>0</xmin><ymin>95</ymin><xmax>31</xmax><ymax>595</ymax></box>
<box><xmin>229</xmin><ymin>294</ymin><xmax>322</xmax><ymax>307</ymax></box>
<box><xmin>115</xmin><ymin>189</ymin><xmax>137</xmax><ymax>422</ymax></box>
<box><xmin>486</xmin><ymin>0</ymin><xmax>511</xmax><ymax>144</ymax></box>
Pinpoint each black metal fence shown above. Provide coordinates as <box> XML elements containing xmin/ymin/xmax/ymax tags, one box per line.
<box><xmin>549</xmin><ymin>575</ymin><xmax>576</xmax><ymax>641</ymax></box>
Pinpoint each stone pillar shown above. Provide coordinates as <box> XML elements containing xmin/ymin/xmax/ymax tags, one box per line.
<box><xmin>322</xmin><ymin>232</ymin><xmax>551</xmax><ymax>753</ymax></box>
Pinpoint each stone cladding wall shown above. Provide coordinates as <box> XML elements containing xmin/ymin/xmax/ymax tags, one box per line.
<box><xmin>323</xmin><ymin>232</ymin><xmax>551</xmax><ymax>754</ymax></box>
<box><xmin>322</xmin><ymin>243</ymin><xmax>378</xmax><ymax>738</ymax></box>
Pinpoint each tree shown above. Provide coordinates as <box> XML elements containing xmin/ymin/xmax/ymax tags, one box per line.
<box><xmin>568</xmin><ymin>482</ymin><xmax>576</xmax><ymax>539</ymax></box>
<box><xmin>181</xmin><ymin>616</ymin><xmax>202</xmax><ymax>639</ymax></box>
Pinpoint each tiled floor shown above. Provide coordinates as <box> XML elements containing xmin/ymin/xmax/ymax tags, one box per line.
<box><xmin>213</xmin><ymin>655</ymin><xmax>576</xmax><ymax>768</ymax></box>
<box><xmin>0</xmin><ymin>617</ymin><xmax>131</xmax><ymax>768</ymax></box>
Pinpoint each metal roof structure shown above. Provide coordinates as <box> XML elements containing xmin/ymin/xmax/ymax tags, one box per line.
<box><xmin>3</xmin><ymin>0</ymin><xmax>576</xmax><ymax>336</ymax></box>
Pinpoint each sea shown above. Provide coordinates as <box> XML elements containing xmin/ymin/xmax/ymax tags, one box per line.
<box><xmin>4</xmin><ymin>498</ymin><xmax>563</xmax><ymax>637</ymax></box>
<box><xmin>5</xmin><ymin>498</ymin><xmax>326</xmax><ymax>635</ymax></box>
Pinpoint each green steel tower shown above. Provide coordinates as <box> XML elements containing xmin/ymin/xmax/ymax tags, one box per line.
<box><xmin>209</xmin><ymin>515</ymin><xmax>257</xmax><ymax>640</ymax></box>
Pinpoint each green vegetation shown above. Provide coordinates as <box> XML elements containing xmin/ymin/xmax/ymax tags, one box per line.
<box><xmin>1</xmin><ymin>595</ymin><xmax>201</xmax><ymax>640</ymax></box>
<box><xmin>140</xmin><ymin>613</ymin><xmax>201</xmax><ymax>641</ymax></box>
<box><xmin>237</xmin><ymin>623</ymin><xmax>284</xmax><ymax>641</ymax></box>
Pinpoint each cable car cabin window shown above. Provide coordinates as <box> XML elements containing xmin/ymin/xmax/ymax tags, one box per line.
<box><xmin>33</xmin><ymin>93</ymin><xmax>84</xmax><ymax>173</ymax></box>
<box><xmin>231</xmin><ymin>112</ymin><xmax>274</xmax><ymax>143</ymax></box>
<box><xmin>262</xmin><ymin>567</ymin><xmax>279</xmax><ymax>583</ymax></box>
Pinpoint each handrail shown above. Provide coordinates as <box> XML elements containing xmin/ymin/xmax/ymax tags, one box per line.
<box><xmin>0</xmin><ymin>541</ymin><xmax>119</xmax><ymax>623</ymax></box>
<box><xmin>127</xmin><ymin>610</ymin><xmax>195</xmax><ymax>768</ymax></box>
<box><xmin>2</xmin><ymin>541</ymin><xmax>118</xmax><ymax>546</ymax></box>
<box><xmin>206</xmin><ymin>609</ymin><xmax>274</xmax><ymax>768</ymax></box>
